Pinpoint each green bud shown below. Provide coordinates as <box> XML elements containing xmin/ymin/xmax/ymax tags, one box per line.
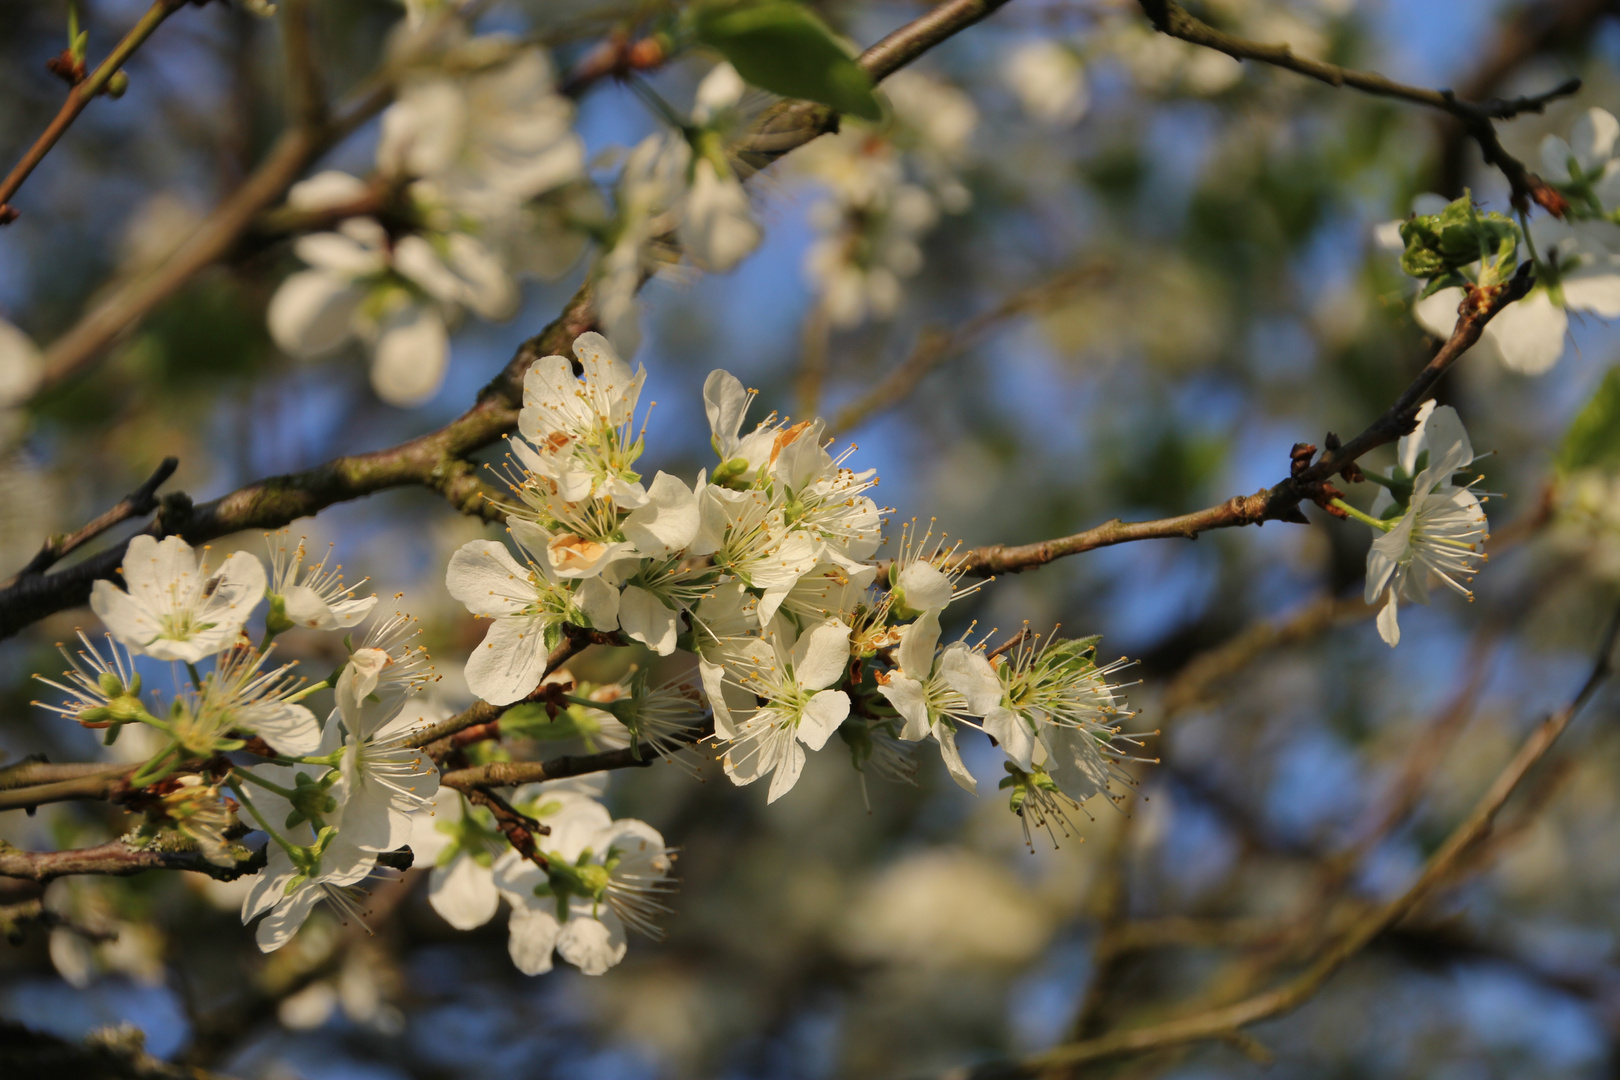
<box><xmin>98</xmin><ymin>671</ymin><xmax>126</xmax><ymax>698</ymax></box>
<box><xmin>1398</xmin><ymin>192</ymin><xmax>1519</xmax><ymax>286</ymax></box>
<box><xmin>712</xmin><ymin>457</ymin><xmax>750</xmax><ymax>488</ymax></box>
<box><xmin>104</xmin><ymin>71</ymin><xmax>129</xmax><ymax>99</ymax></box>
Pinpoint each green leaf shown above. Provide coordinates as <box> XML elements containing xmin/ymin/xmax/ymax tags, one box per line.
<box><xmin>694</xmin><ymin>1</ymin><xmax>882</xmax><ymax>121</ymax></box>
<box><xmin>1561</xmin><ymin>366</ymin><xmax>1620</xmax><ymax>472</ymax></box>
<box><xmin>1398</xmin><ymin>192</ymin><xmax>1519</xmax><ymax>283</ymax></box>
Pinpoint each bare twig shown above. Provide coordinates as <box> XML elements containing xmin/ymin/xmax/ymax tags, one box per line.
<box><xmin>1</xmin><ymin>457</ymin><xmax>178</xmax><ymax>587</ymax></box>
<box><xmin>0</xmin><ymin>0</ymin><xmax>190</xmax><ymax>225</ymax></box>
<box><xmin>831</xmin><ymin>263</ymin><xmax>1111</xmax><ymax>433</ymax></box>
<box><xmin>956</xmin><ymin>603</ymin><xmax>1620</xmax><ymax>1078</ymax></box>
<box><xmin>950</xmin><ymin>272</ymin><xmax>1533</xmax><ymax>578</ymax></box>
<box><xmin>1136</xmin><ymin>0</ymin><xmax>1580</xmax><ymax>213</ymax></box>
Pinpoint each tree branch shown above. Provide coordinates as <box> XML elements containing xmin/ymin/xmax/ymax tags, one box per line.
<box><xmin>0</xmin><ymin>0</ymin><xmax>190</xmax><ymax>225</ymax></box>
<box><xmin>1136</xmin><ymin>0</ymin><xmax>1580</xmax><ymax>213</ymax></box>
<box><xmin>957</xmin><ymin>601</ymin><xmax>1620</xmax><ymax>1079</ymax></box>
<box><xmin>951</xmin><ymin>271</ymin><xmax>1532</xmax><ymax>577</ymax></box>
<box><xmin>0</xmin><ymin>837</ymin><xmax>414</xmax><ymax>884</ymax></box>
<box><xmin>440</xmin><ymin>745</ymin><xmax>655</xmax><ymax>792</ymax></box>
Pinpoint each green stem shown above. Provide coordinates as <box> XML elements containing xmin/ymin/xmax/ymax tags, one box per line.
<box><xmin>1331</xmin><ymin>498</ymin><xmax>1396</xmax><ymax>532</ymax></box>
<box><xmin>185</xmin><ymin>662</ymin><xmax>204</xmax><ymax>691</ymax></box>
<box><xmin>234</xmin><ymin>769</ymin><xmax>300</xmax><ymax>800</ymax></box>
<box><xmin>227</xmin><ymin>777</ymin><xmax>301</xmax><ymax>858</ymax></box>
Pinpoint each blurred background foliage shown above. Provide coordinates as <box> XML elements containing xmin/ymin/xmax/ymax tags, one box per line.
<box><xmin>5</xmin><ymin>0</ymin><xmax>1620</xmax><ymax>1078</ymax></box>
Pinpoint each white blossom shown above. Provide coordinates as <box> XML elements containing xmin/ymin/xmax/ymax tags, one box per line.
<box><xmin>1363</xmin><ymin>402</ymin><xmax>1488</xmax><ymax>647</ymax></box>
<box><xmin>708</xmin><ymin>617</ymin><xmax>853</xmax><ymax>803</ymax></box>
<box><xmin>1005</xmin><ymin>40</ymin><xmax>1090</xmax><ymax>126</ymax></box>
<box><xmin>875</xmin><ymin>610</ymin><xmax>994</xmax><ymax>794</ymax></box>
<box><xmin>265</xmin><ymin>533</ymin><xmax>378</xmax><ymax>632</ymax></box>
<box><xmin>445</xmin><ymin>533</ymin><xmax>615</xmax><ymax>705</ymax></box>
<box><xmin>495</xmin><ymin>796</ymin><xmax>674</xmax><ymax>975</ymax></box>
<box><xmin>90</xmin><ymin>535</ymin><xmax>265</xmax><ymax>663</ymax></box>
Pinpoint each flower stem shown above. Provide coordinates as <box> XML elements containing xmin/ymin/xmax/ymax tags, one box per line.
<box><xmin>1330</xmin><ymin>498</ymin><xmax>1396</xmax><ymax>531</ymax></box>
<box><xmin>227</xmin><ymin>776</ymin><xmax>302</xmax><ymax>858</ymax></box>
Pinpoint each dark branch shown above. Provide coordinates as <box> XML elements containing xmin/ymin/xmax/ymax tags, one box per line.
<box><xmin>1137</xmin><ymin>0</ymin><xmax>1580</xmax><ymax>213</ymax></box>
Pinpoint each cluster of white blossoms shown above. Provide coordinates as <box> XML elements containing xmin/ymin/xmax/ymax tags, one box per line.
<box><xmin>267</xmin><ymin>0</ymin><xmax>773</xmax><ymax>403</ymax></box>
<box><xmin>38</xmin><ymin>530</ymin><xmax>677</xmax><ymax>976</ymax></box>
<box><xmin>1379</xmin><ymin>109</ymin><xmax>1620</xmax><ymax>376</ymax></box>
<box><xmin>410</xmin><ymin>774</ymin><xmax>675</xmax><ymax>977</ymax></box>
<box><xmin>267</xmin><ymin>35</ymin><xmax>587</xmax><ymax>406</ymax></box>
<box><xmin>446</xmin><ymin>330</ymin><xmax>1145</xmax><ymax>826</ymax></box>
<box><xmin>793</xmin><ymin>70</ymin><xmax>978</xmax><ymax>328</ymax></box>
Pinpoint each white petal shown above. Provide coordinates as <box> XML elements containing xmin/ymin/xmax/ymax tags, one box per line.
<box><xmin>556</xmin><ymin>910</ymin><xmax>627</xmax><ymax>975</ymax></box>
<box><xmin>620</xmin><ymin>584</ymin><xmax>679</xmax><ymax>655</ymax></box>
<box><xmin>982</xmin><ymin>705</ymin><xmax>1035</xmax><ymax>771</ymax></box>
<box><xmin>249</xmin><ymin>702</ymin><xmax>322</xmax><ymax>756</ymax></box>
<box><xmin>897</xmin><ymin>562</ymin><xmax>952</xmax><ymax>612</ymax></box>
<box><xmin>446</xmin><ymin>540</ymin><xmax>534</xmax><ymax>616</ymax></box>
<box><xmin>938</xmin><ymin>644</ymin><xmax>1002</xmax><ymax>715</ymax></box>
<box><xmin>703</xmin><ymin>369</ymin><xmax>750</xmax><ymax>456</ymax></box>
<box><xmin>573</xmin><ymin>575</ymin><xmax>621</xmax><ymax>631</ymax></box>
<box><xmin>790</xmin><ymin>617</ymin><xmax>852</xmax><ymax>692</ymax></box>
<box><xmin>429</xmin><ymin>855</ymin><xmax>500</xmax><ymax>930</ymax></box>
<box><xmin>463</xmin><ymin>615</ymin><xmax>554</xmax><ymax>706</ymax></box>
<box><xmin>506</xmin><ymin>906</ymin><xmax>561</xmax><ymax>975</ymax></box>
<box><xmin>1572</xmin><ymin>108</ymin><xmax>1620</xmax><ymax>174</ymax></box>
<box><xmin>1483</xmin><ymin>290</ymin><xmax>1566</xmax><ymax>375</ymax></box>
<box><xmin>1412</xmin><ymin>288</ymin><xmax>1463</xmax><ymax>340</ymax></box>
<box><xmin>896</xmin><ymin>609</ymin><xmax>942</xmax><ymax>680</ymax></box>
<box><xmin>268</xmin><ymin>271</ymin><xmax>363</xmax><ymax>358</ymax></box>
<box><xmin>370</xmin><ymin>304</ymin><xmax>449</xmax><ymax>406</ymax></box>
<box><xmin>765</xmin><ymin>737</ymin><xmax>807</xmax><ymax>804</ymax></box>
<box><xmin>255</xmin><ymin>885</ymin><xmax>322</xmax><ymax>952</ymax></box>
<box><xmin>622</xmin><ymin>472</ymin><xmax>700</xmax><ymax>557</ymax></box>
<box><xmin>877</xmin><ymin>675</ymin><xmax>932</xmax><ymax>742</ymax></box>
<box><xmin>1376</xmin><ymin>588</ymin><xmax>1401</xmax><ymax>647</ymax></box>
<box><xmin>288</xmin><ymin>170</ymin><xmax>369</xmax><ymax>211</ymax></box>
<box><xmin>796</xmin><ymin>689</ymin><xmax>849</xmax><ymax>751</ymax></box>
<box><xmin>933</xmin><ymin>722</ymin><xmax>977</xmax><ymax>794</ymax></box>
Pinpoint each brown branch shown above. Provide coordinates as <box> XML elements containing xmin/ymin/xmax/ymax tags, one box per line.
<box><xmin>439</xmin><ymin>745</ymin><xmax>655</xmax><ymax>792</ymax></box>
<box><xmin>1</xmin><ymin>457</ymin><xmax>178</xmax><ymax>587</ymax></box>
<box><xmin>280</xmin><ymin>0</ymin><xmax>328</xmax><ymax>130</ymax></box>
<box><xmin>0</xmin><ymin>0</ymin><xmax>190</xmax><ymax>225</ymax></box>
<box><xmin>1434</xmin><ymin>0</ymin><xmax>1617</xmax><ymax>199</ymax></box>
<box><xmin>1136</xmin><ymin>0</ymin><xmax>1580</xmax><ymax>213</ymax></box>
<box><xmin>951</xmin><ymin>272</ymin><xmax>1532</xmax><ymax>578</ymax></box>
<box><xmin>0</xmin><ymin>837</ymin><xmax>414</xmax><ymax>884</ymax></box>
<box><xmin>831</xmin><ymin>263</ymin><xmax>1111</xmax><ymax>433</ymax></box>
<box><xmin>958</xmin><ymin>602</ymin><xmax>1620</xmax><ymax>1079</ymax></box>
<box><xmin>0</xmin><ymin>1</ymin><xmax>1016</xmax><ymax>642</ymax></box>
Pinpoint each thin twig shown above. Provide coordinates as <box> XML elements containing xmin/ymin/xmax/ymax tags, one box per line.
<box><xmin>0</xmin><ymin>0</ymin><xmax>190</xmax><ymax>224</ymax></box>
<box><xmin>1136</xmin><ymin>0</ymin><xmax>1580</xmax><ymax>212</ymax></box>
<box><xmin>951</xmin><ymin>271</ymin><xmax>1533</xmax><ymax>578</ymax></box>
<box><xmin>0</xmin><ymin>837</ymin><xmax>414</xmax><ymax>884</ymax></box>
<box><xmin>1</xmin><ymin>456</ymin><xmax>178</xmax><ymax>587</ymax></box>
<box><xmin>832</xmin><ymin>263</ymin><xmax>1111</xmax><ymax>433</ymax></box>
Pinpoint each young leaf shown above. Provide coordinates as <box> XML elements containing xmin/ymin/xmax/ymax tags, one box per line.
<box><xmin>695</xmin><ymin>1</ymin><xmax>882</xmax><ymax>121</ymax></box>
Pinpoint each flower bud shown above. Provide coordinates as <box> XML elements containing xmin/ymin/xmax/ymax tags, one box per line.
<box><xmin>105</xmin><ymin>71</ymin><xmax>129</xmax><ymax>99</ymax></box>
